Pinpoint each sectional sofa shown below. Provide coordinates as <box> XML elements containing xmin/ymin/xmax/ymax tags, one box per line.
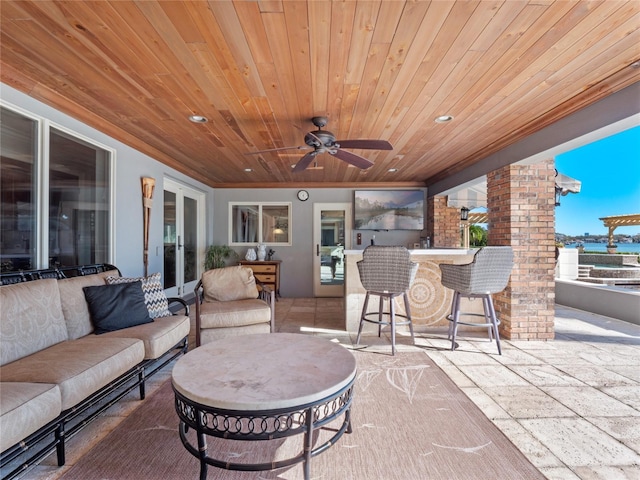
<box><xmin>0</xmin><ymin>265</ymin><xmax>190</xmax><ymax>479</ymax></box>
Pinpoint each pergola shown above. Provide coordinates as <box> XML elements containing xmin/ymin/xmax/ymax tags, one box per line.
<box><xmin>469</xmin><ymin>212</ymin><xmax>489</xmax><ymax>224</ymax></box>
<box><xmin>599</xmin><ymin>214</ymin><xmax>640</xmax><ymax>246</ymax></box>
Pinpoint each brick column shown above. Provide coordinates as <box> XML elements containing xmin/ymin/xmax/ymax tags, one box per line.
<box><xmin>427</xmin><ymin>196</ymin><xmax>460</xmax><ymax>247</ymax></box>
<box><xmin>487</xmin><ymin>159</ymin><xmax>556</xmax><ymax>340</ymax></box>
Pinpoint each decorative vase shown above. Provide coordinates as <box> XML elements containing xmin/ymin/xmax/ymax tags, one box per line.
<box><xmin>245</xmin><ymin>248</ymin><xmax>257</xmax><ymax>261</ymax></box>
<box><xmin>257</xmin><ymin>243</ymin><xmax>267</xmax><ymax>261</ymax></box>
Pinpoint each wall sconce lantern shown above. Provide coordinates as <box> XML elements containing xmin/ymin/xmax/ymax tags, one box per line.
<box><xmin>460</xmin><ymin>207</ymin><xmax>470</xmax><ymax>249</ymax></box>
<box><xmin>554</xmin><ymin>185</ymin><xmax>563</xmax><ymax>206</ymax></box>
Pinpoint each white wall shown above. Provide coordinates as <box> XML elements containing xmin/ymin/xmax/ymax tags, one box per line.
<box><xmin>556</xmin><ymin>279</ymin><xmax>640</xmax><ymax>326</ymax></box>
<box><xmin>556</xmin><ymin>248</ymin><xmax>579</xmax><ymax>279</ymax></box>
<box><xmin>1</xmin><ymin>84</ymin><xmax>215</xmax><ymax>279</ymax></box>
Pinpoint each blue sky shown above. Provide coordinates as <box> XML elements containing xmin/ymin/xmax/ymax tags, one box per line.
<box><xmin>555</xmin><ymin>125</ymin><xmax>640</xmax><ymax>237</ymax></box>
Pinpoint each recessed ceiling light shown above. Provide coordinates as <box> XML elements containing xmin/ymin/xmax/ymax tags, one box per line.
<box><xmin>388</xmin><ymin>168</ymin><xmax>398</xmax><ymax>172</ymax></box>
<box><xmin>631</xmin><ymin>61</ymin><xmax>640</xmax><ymax>69</ymax></box>
<box><xmin>435</xmin><ymin>115</ymin><xmax>454</xmax><ymax>123</ymax></box>
<box><xmin>244</xmin><ymin>168</ymin><xmax>252</xmax><ymax>172</ymax></box>
<box><xmin>189</xmin><ymin>115</ymin><xmax>208</xmax><ymax>123</ymax></box>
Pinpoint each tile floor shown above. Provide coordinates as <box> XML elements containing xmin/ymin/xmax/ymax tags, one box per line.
<box><xmin>24</xmin><ymin>299</ymin><xmax>640</xmax><ymax>480</ymax></box>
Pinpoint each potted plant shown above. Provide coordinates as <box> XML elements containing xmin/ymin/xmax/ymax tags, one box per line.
<box><xmin>606</xmin><ymin>244</ymin><xmax>617</xmax><ymax>254</ymax></box>
<box><xmin>204</xmin><ymin>245</ymin><xmax>238</xmax><ymax>270</ymax></box>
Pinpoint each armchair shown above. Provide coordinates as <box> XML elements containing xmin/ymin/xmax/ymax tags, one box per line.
<box><xmin>194</xmin><ymin>266</ymin><xmax>274</xmax><ymax>346</ymax></box>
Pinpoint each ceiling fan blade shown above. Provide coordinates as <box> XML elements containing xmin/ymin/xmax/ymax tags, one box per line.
<box><xmin>292</xmin><ymin>151</ymin><xmax>318</xmax><ymax>172</ymax></box>
<box><xmin>332</xmin><ymin>149</ymin><xmax>374</xmax><ymax>169</ymax></box>
<box><xmin>336</xmin><ymin>139</ymin><xmax>393</xmax><ymax>150</ymax></box>
<box><xmin>244</xmin><ymin>145</ymin><xmax>310</xmax><ymax>155</ymax></box>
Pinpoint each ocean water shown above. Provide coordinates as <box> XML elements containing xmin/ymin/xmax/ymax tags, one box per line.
<box><xmin>565</xmin><ymin>243</ymin><xmax>640</xmax><ymax>254</ymax></box>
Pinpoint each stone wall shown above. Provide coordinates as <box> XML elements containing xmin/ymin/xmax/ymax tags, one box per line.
<box><xmin>579</xmin><ymin>254</ymin><xmax>639</xmax><ymax>266</ymax></box>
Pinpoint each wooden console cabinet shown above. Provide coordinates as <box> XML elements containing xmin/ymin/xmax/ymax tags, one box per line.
<box><xmin>239</xmin><ymin>260</ymin><xmax>281</xmax><ymax>297</ymax></box>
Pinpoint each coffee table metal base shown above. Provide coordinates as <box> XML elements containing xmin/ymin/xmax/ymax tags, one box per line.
<box><xmin>173</xmin><ymin>380</ymin><xmax>354</xmax><ymax>480</ymax></box>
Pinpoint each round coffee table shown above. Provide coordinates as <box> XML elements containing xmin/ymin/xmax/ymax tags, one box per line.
<box><xmin>171</xmin><ymin>333</ymin><xmax>356</xmax><ymax>480</ymax></box>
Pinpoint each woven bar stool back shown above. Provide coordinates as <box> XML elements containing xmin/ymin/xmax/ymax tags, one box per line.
<box><xmin>439</xmin><ymin>246</ymin><xmax>514</xmax><ymax>354</ymax></box>
<box><xmin>355</xmin><ymin>246</ymin><xmax>418</xmax><ymax>355</ymax></box>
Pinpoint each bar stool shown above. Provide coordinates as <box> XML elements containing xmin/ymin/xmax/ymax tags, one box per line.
<box><xmin>439</xmin><ymin>246</ymin><xmax>514</xmax><ymax>355</ymax></box>
<box><xmin>355</xmin><ymin>246</ymin><xmax>418</xmax><ymax>355</ymax></box>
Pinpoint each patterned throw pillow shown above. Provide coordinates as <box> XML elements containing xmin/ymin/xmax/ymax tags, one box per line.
<box><xmin>105</xmin><ymin>272</ymin><xmax>172</xmax><ymax>319</ymax></box>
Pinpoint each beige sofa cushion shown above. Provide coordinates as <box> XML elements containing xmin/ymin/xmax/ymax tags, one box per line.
<box><xmin>201</xmin><ymin>266</ymin><xmax>258</xmax><ymax>302</ymax></box>
<box><xmin>0</xmin><ymin>336</ymin><xmax>144</xmax><ymax>410</ymax></box>
<box><xmin>198</xmin><ymin>299</ymin><xmax>271</xmax><ymax>329</ymax></box>
<box><xmin>1</xmin><ymin>279</ymin><xmax>68</xmax><ymax>366</ymax></box>
<box><xmin>102</xmin><ymin>314</ymin><xmax>190</xmax><ymax>360</ymax></box>
<box><xmin>200</xmin><ymin>322</ymin><xmax>270</xmax><ymax>344</ymax></box>
<box><xmin>0</xmin><ymin>382</ymin><xmax>62</xmax><ymax>452</ymax></box>
<box><xmin>58</xmin><ymin>270</ymin><xmax>119</xmax><ymax>339</ymax></box>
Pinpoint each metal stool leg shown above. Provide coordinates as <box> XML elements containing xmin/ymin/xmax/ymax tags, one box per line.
<box><xmin>356</xmin><ymin>292</ymin><xmax>370</xmax><ymax>346</ymax></box>
<box><xmin>403</xmin><ymin>292</ymin><xmax>415</xmax><ymax>345</ymax></box>
<box><xmin>482</xmin><ymin>295</ymin><xmax>494</xmax><ymax>341</ymax></box>
<box><xmin>486</xmin><ymin>295</ymin><xmax>502</xmax><ymax>355</ymax></box>
<box><xmin>377</xmin><ymin>295</ymin><xmax>384</xmax><ymax>337</ymax></box>
<box><xmin>450</xmin><ymin>291</ymin><xmax>461</xmax><ymax>351</ymax></box>
<box><xmin>447</xmin><ymin>291</ymin><xmax>458</xmax><ymax>339</ymax></box>
<box><xmin>390</xmin><ymin>295</ymin><xmax>396</xmax><ymax>355</ymax></box>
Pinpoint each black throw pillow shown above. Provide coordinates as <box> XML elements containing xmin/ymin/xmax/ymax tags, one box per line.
<box><xmin>83</xmin><ymin>281</ymin><xmax>153</xmax><ymax>334</ymax></box>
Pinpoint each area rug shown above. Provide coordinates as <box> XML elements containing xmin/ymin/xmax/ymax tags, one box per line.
<box><xmin>60</xmin><ymin>349</ymin><xmax>544</xmax><ymax>480</ymax></box>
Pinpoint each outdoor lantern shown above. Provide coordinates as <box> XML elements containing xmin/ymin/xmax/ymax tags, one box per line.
<box><xmin>555</xmin><ymin>185</ymin><xmax>563</xmax><ymax>206</ymax></box>
<box><xmin>460</xmin><ymin>207</ymin><xmax>470</xmax><ymax>221</ymax></box>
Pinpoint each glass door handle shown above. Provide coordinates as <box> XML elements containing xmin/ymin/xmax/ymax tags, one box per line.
<box><xmin>316</xmin><ymin>244</ymin><xmax>319</xmax><ymax>256</ymax></box>
<box><xmin>178</xmin><ymin>235</ymin><xmax>183</xmax><ymax>250</ymax></box>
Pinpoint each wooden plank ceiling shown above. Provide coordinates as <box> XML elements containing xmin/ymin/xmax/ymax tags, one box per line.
<box><xmin>1</xmin><ymin>1</ymin><xmax>639</xmax><ymax>188</ymax></box>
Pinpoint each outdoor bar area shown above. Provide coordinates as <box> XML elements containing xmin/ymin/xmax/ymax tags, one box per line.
<box><xmin>343</xmin><ymin>248</ymin><xmax>477</xmax><ymax>333</ymax></box>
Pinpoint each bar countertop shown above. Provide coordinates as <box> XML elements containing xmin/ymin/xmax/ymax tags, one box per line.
<box><xmin>344</xmin><ymin>248</ymin><xmax>476</xmax><ymax>256</ymax></box>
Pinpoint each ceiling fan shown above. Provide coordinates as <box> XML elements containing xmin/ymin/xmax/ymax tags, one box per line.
<box><xmin>245</xmin><ymin>117</ymin><xmax>393</xmax><ymax>172</ymax></box>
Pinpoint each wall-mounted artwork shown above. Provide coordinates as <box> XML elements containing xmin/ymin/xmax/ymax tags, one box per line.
<box><xmin>354</xmin><ymin>190</ymin><xmax>424</xmax><ymax>230</ymax></box>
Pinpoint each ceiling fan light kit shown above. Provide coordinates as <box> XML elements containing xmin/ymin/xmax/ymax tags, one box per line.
<box><xmin>247</xmin><ymin>117</ymin><xmax>393</xmax><ymax>172</ymax></box>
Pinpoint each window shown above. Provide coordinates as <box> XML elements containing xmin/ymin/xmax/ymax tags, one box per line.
<box><xmin>1</xmin><ymin>105</ymin><xmax>113</xmax><ymax>272</ymax></box>
<box><xmin>229</xmin><ymin>203</ymin><xmax>291</xmax><ymax>246</ymax></box>
<box><xmin>0</xmin><ymin>107</ymin><xmax>37</xmax><ymax>272</ymax></box>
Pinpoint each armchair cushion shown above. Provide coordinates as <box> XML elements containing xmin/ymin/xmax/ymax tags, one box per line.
<box><xmin>83</xmin><ymin>282</ymin><xmax>153</xmax><ymax>334</ymax></box>
<box><xmin>201</xmin><ymin>266</ymin><xmax>258</xmax><ymax>302</ymax></box>
<box><xmin>105</xmin><ymin>272</ymin><xmax>172</xmax><ymax>319</ymax></box>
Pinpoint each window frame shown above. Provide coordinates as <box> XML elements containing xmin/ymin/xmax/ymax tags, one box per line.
<box><xmin>228</xmin><ymin>202</ymin><xmax>292</xmax><ymax>246</ymax></box>
<box><xmin>0</xmin><ymin>101</ymin><xmax>115</xmax><ymax>270</ymax></box>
